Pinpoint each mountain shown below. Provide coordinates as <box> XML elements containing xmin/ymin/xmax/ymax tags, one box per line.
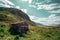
<box><xmin>0</xmin><ymin>7</ymin><xmax>30</xmax><ymax>21</ymax></box>
<box><xmin>0</xmin><ymin>7</ymin><xmax>60</xmax><ymax>40</ymax></box>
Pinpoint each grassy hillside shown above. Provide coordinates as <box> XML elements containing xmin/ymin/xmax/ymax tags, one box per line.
<box><xmin>0</xmin><ymin>24</ymin><xmax>60</xmax><ymax>40</ymax></box>
<box><xmin>0</xmin><ymin>7</ymin><xmax>60</xmax><ymax>40</ymax></box>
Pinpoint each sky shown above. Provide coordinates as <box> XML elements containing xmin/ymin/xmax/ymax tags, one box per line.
<box><xmin>0</xmin><ymin>0</ymin><xmax>60</xmax><ymax>26</ymax></box>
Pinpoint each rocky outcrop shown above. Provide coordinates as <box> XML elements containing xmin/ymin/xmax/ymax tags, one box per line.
<box><xmin>9</xmin><ymin>22</ymin><xmax>29</xmax><ymax>36</ymax></box>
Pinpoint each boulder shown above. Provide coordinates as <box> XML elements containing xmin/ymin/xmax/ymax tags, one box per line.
<box><xmin>9</xmin><ymin>22</ymin><xmax>29</xmax><ymax>36</ymax></box>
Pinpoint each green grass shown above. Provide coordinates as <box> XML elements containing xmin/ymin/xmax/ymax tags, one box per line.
<box><xmin>0</xmin><ymin>24</ymin><xmax>60</xmax><ymax>40</ymax></box>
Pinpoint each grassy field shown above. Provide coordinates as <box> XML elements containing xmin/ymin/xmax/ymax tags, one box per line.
<box><xmin>0</xmin><ymin>24</ymin><xmax>60</xmax><ymax>40</ymax></box>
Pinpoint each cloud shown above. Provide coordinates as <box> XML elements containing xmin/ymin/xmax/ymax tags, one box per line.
<box><xmin>48</xmin><ymin>14</ymin><xmax>56</xmax><ymax>18</ymax></box>
<box><xmin>29</xmin><ymin>5</ymin><xmax>36</xmax><ymax>8</ymax></box>
<box><xmin>5</xmin><ymin>0</ymin><xmax>14</xmax><ymax>5</ymax></box>
<box><xmin>49</xmin><ymin>9</ymin><xmax>60</xmax><ymax>13</ymax></box>
<box><xmin>0</xmin><ymin>0</ymin><xmax>15</xmax><ymax>7</ymax></box>
<box><xmin>15</xmin><ymin>6</ymin><xmax>20</xmax><ymax>9</ymax></box>
<box><xmin>28</xmin><ymin>0</ymin><xmax>32</xmax><ymax>4</ymax></box>
<box><xmin>4</xmin><ymin>4</ymin><xmax>11</xmax><ymax>7</ymax></box>
<box><xmin>21</xmin><ymin>0</ymin><xmax>32</xmax><ymax>4</ymax></box>
<box><xmin>27</xmin><ymin>0</ymin><xmax>60</xmax><ymax>14</ymax></box>
<box><xmin>29</xmin><ymin>14</ymin><xmax>60</xmax><ymax>26</ymax></box>
<box><xmin>0</xmin><ymin>3</ymin><xmax>11</xmax><ymax>7</ymax></box>
<box><xmin>21</xmin><ymin>9</ymin><xmax>28</xmax><ymax>13</ymax></box>
<box><xmin>29</xmin><ymin>15</ymin><xmax>39</xmax><ymax>20</ymax></box>
<box><xmin>37</xmin><ymin>3</ymin><xmax>59</xmax><ymax>10</ymax></box>
<box><xmin>0</xmin><ymin>0</ymin><xmax>14</xmax><ymax>5</ymax></box>
<box><xmin>47</xmin><ymin>14</ymin><xmax>60</xmax><ymax>25</ymax></box>
<box><xmin>21</xmin><ymin>0</ymin><xmax>60</xmax><ymax>14</ymax></box>
<box><xmin>36</xmin><ymin>3</ymin><xmax>60</xmax><ymax>14</ymax></box>
<box><xmin>29</xmin><ymin>15</ymin><xmax>48</xmax><ymax>25</ymax></box>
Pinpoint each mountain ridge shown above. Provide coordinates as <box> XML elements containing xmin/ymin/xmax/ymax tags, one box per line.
<box><xmin>0</xmin><ymin>7</ymin><xmax>31</xmax><ymax>21</ymax></box>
